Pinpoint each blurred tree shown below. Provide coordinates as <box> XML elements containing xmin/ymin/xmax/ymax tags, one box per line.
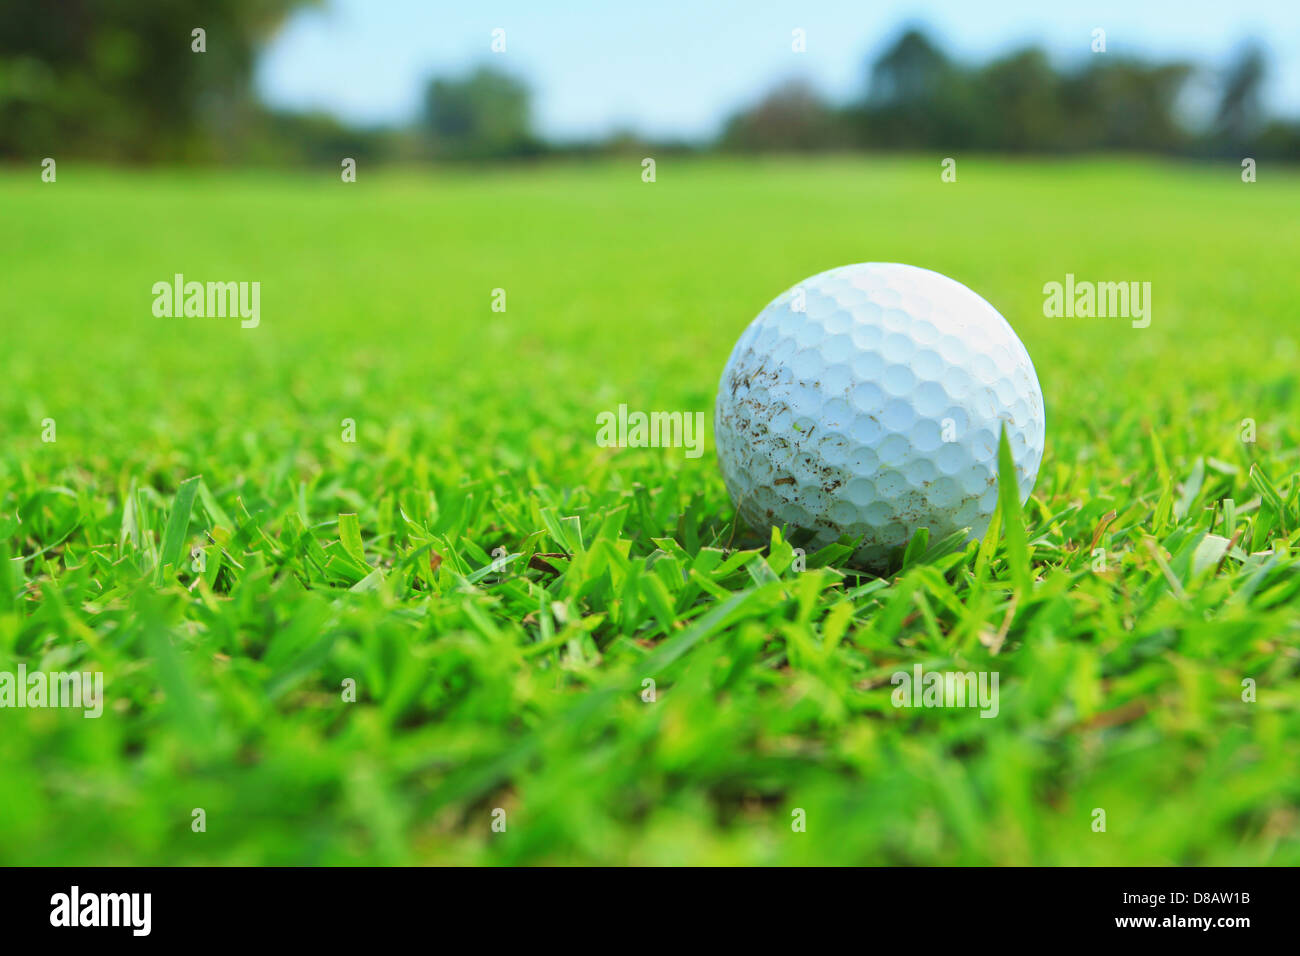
<box><xmin>868</xmin><ymin>28</ymin><xmax>951</xmax><ymax>105</ymax></box>
<box><xmin>974</xmin><ymin>49</ymin><xmax>1065</xmax><ymax>151</ymax></box>
<box><xmin>0</xmin><ymin>0</ymin><xmax>317</xmax><ymax>160</ymax></box>
<box><xmin>847</xmin><ymin>26</ymin><xmax>1207</xmax><ymax>155</ymax></box>
<box><xmin>720</xmin><ymin>80</ymin><xmax>843</xmax><ymax>151</ymax></box>
<box><xmin>1255</xmin><ymin>119</ymin><xmax>1300</xmax><ymax>158</ymax></box>
<box><xmin>856</xmin><ymin>27</ymin><xmax>980</xmax><ymax>148</ymax></box>
<box><xmin>1061</xmin><ymin>59</ymin><xmax>1193</xmax><ymax>151</ymax></box>
<box><xmin>1212</xmin><ymin>43</ymin><xmax>1266</xmax><ymax>152</ymax></box>
<box><xmin>422</xmin><ymin>67</ymin><xmax>539</xmax><ymax>158</ymax></box>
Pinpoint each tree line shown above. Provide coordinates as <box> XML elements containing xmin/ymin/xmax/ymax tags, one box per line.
<box><xmin>1</xmin><ymin>3</ymin><xmax>1295</xmax><ymax>163</ymax></box>
<box><xmin>720</xmin><ymin>29</ymin><xmax>1297</xmax><ymax>158</ymax></box>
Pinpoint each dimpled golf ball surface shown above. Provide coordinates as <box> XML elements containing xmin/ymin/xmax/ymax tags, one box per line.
<box><xmin>715</xmin><ymin>262</ymin><xmax>1045</xmax><ymax>570</ymax></box>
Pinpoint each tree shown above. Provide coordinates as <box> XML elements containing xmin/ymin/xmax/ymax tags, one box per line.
<box><xmin>974</xmin><ymin>49</ymin><xmax>1065</xmax><ymax>151</ymax></box>
<box><xmin>0</xmin><ymin>0</ymin><xmax>317</xmax><ymax>160</ymax></box>
<box><xmin>1213</xmin><ymin>43</ymin><xmax>1266</xmax><ymax>151</ymax></box>
<box><xmin>422</xmin><ymin>67</ymin><xmax>538</xmax><ymax>158</ymax></box>
<box><xmin>720</xmin><ymin>80</ymin><xmax>841</xmax><ymax>152</ymax></box>
<box><xmin>1061</xmin><ymin>59</ymin><xmax>1193</xmax><ymax>151</ymax></box>
<box><xmin>868</xmin><ymin>28</ymin><xmax>951</xmax><ymax>105</ymax></box>
<box><xmin>856</xmin><ymin>27</ymin><xmax>976</xmax><ymax>149</ymax></box>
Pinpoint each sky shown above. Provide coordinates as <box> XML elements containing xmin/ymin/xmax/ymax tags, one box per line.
<box><xmin>256</xmin><ymin>0</ymin><xmax>1300</xmax><ymax>141</ymax></box>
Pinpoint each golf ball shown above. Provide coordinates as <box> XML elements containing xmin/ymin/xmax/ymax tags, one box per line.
<box><xmin>715</xmin><ymin>262</ymin><xmax>1045</xmax><ymax>571</ymax></box>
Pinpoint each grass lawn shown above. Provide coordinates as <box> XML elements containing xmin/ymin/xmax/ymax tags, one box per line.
<box><xmin>1</xmin><ymin>156</ymin><xmax>1297</xmax><ymax>864</ymax></box>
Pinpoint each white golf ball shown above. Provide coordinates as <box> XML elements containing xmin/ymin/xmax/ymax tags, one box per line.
<box><xmin>715</xmin><ymin>262</ymin><xmax>1046</xmax><ymax>571</ymax></box>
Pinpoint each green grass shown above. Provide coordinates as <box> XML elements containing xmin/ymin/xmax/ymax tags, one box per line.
<box><xmin>1</xmin><ymin>156</ymin><xmax>1298</xmax><ymax>865</ymax></box>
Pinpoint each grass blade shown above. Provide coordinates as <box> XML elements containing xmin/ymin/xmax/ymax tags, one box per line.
<box><xmin>156</xmin><ymin>475</ymin><xmax>201</xmax><ymax>583</ymax></box>
<box><xmin>997</xmin><ymin>425</ymin><xmax>1032</xmax><ymax>594</ymax></box>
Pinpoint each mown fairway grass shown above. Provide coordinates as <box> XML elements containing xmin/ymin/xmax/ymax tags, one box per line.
<box><xmin>1</xmin><ymin>156</ymin><xmax>1298</xmax><ymax>864</ymax></box>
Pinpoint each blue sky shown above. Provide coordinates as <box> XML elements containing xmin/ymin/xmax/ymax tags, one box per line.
<box><xmin>257</xmin><ymin>0</ymin><xmax>1300</xmax><ymax>140</ymax></box>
